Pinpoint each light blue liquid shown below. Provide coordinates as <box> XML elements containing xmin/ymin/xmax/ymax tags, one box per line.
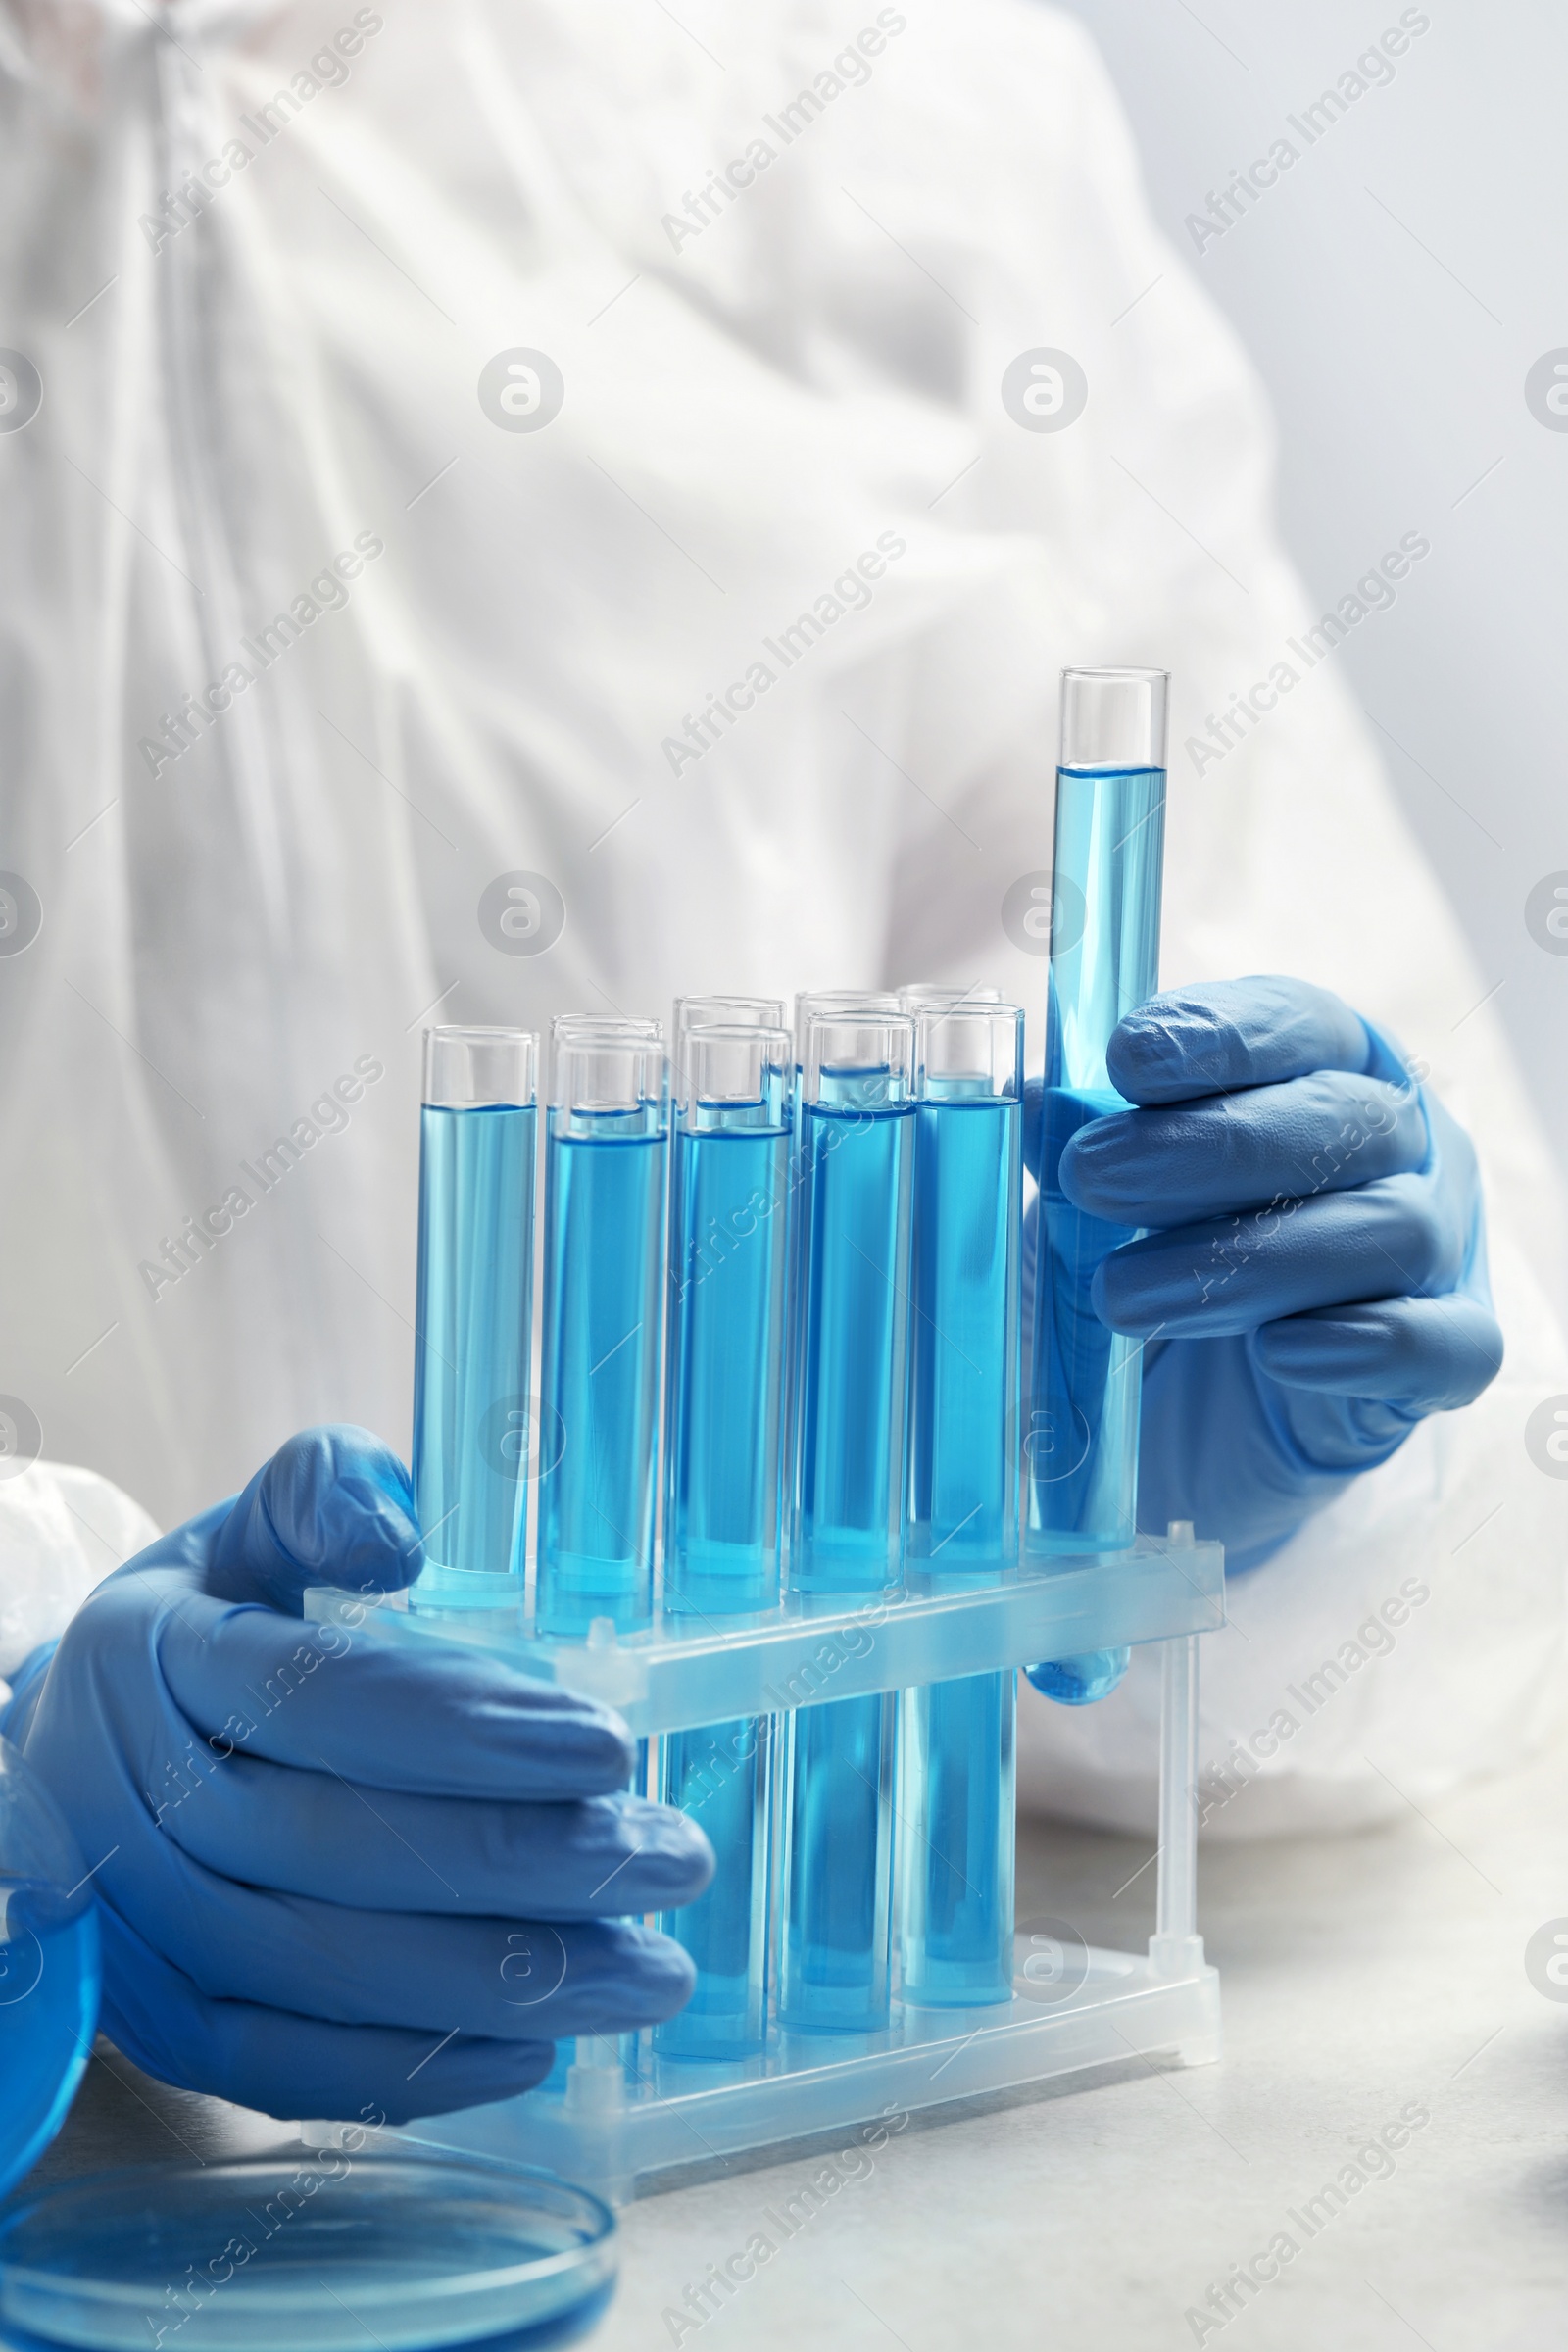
<box><xmin>898</xmin><ymin>1673</ymin><xmax>1015</xmax><ymax>2008</ymax></box>
<box><xmin>658</xmin><ymin>1119</ymin><xmax>789</xmax><ymax>2058</ymax></box>
<box><xmin>411</xmin><ymin>1104</ymin><xmax>536</xmax><ymax>1606</ymax></box>
<box><xmin>1028</xmin><ymin>1085</ymin><xmax>1144</xmax><ymax>1547</ymax></box>
<box><xmin>656</xmin><ymin>1719</ymin><xmax>773</xmax><ymax>2060</ymax></box>
<box><xmin>537</xmin><ymin>1118</ymin><xmax>666</xmax><ymax>1636</ymax></box>
<box><xmin>663</xmin><ymin>1126</ymin><xmax>789</xmax><ymax>1605</ymax></box>
<box><xmin>0</xmin><ymin>2167</ymin><xmax>615</xmax><ymax>2351</ymax></box>
<box><xmin>777</xmin><ymin>1067</ymin><xmax>809</xmax><ymax>1577</ymax></box>
<box><xmin>907</xmin><ymin>1091</ymin><xmax>1020</xmax><ymax>1568</ymax></box>
<box><xmin>902</xmin><ymin>1085</ymin><xmax>1020</xmax><ymax>2007</ymax></box>
<box><xmin>780</xmin><ymin>1691</ymin><xmax>896</xmax><ymax>2034</ymax></box>
<box><xmin>782</xmin><ymin>1087</ymin><xmax>912</xmax><ymax>2033</ymax></box>
<box><xmin>1027</xmin><ymin>765</ymin><xmax>1164</xmax><ymax>1553</ymax></box>
<box><xmin>789</xmin><ymin>1097</ymin><xmax>913</xmax><ymax>1591</ymax></box>
<box><xmin>0</xmin><ymin>1893</ymin><xmax>99</xmax><ymax>2202</ymax></box>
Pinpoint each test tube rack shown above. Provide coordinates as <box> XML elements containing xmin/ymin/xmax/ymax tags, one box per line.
<box><xmin>306</xmin><ymin>1525</ymin><xmax>1222</xmax><ymax>2204</ymax></box>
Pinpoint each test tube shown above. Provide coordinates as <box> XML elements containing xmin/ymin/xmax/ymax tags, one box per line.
<box><xmin>906</xmin><ymin>1004</ymin><xmax>1023</xmax><ymax>1565</ymax></box>
<box><xmin>536</xmin><ymin>1019</ymin><xmax>668</xmax><ymax>1635</ymax></box>
<box><xmin>656</xmin><ymin>1024</ymin><xmax>793</xmax><ymax>2058</ymax></box>
<box><xmin>779</xmin><ymin>1011</ymin><xmax>915</xmax><ymax>2034</ymax></box>
<box><xmin>668</xmin><ymin>1001</ymin><xmax>790</xmax><ymax>1439</ymax></box>
<box><xmin>1026</xmin><ymin>666</ymin><xmax>1167</xmax><ymax>1553</ymax></box>
<box><xmin>899</xmin><ymin>1003</ymin><xmax>1022</xmax><ymax>2007</ymax></box>
<box><xmin>411</xmin><ymin>1027</ymin><xmax>538</xmax><ymax>1608</ymax></box>
<box><xmin>781</xmin><ymin>993</ymin><xmax>900</xmax><ymax>1521</ymax></box>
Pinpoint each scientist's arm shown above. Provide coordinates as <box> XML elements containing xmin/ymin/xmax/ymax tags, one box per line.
<box><xmin>1037</xmin><ymin>974</ymin><xmax>1503</xmax><ymax>1568</ymax></box>
<box><xmin>3</xmin><ymin>1427</ymin><xmax>710</xmax><ymax>2124</ymax></box>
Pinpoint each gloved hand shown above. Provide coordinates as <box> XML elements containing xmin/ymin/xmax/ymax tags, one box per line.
<box><xmin>5</xmin><ymin>1426</ymin><xmax>711</xmax><ymax>2124</ymax></box>
<box><xmin>1036</xmin><ymin>974</ymin><xmax>1502</xmax><ymax>1574</ymax></box>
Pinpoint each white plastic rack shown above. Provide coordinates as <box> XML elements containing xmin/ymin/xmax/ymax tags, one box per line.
<box><xmin>306</xmin><ymin>1524</ymin><xmax>1223</xmax><ymax>2203</ymax></box>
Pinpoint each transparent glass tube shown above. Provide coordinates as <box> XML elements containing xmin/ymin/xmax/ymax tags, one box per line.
<box><xmin>790</xmin><ymin>1013</ymin><xmax>916</xmax><ymax>1584</ymax></box>
<box><xmin>906</xmin><ymin>1005</ymin><xmax>1023</xmax><ymax>1568</ymax></box>
<box><xmin>536</xmin><ymin>1020</ymin><xmax>668</xmax><ymax>1635</ymax></box>
<box><xmin>657</xmin><ymin>1024</ymin><xmax>791</xmax><ymax>2060</ymax></box>
<box><xmin>656</xmin><ymin>1717</ymin><xmax>774</xmax><ymax>2063</ymax></box>
<box><xmin>899</xmin><ymin>1004</ymin><xmax>1021</xmax><ymax>2008</ymax></box>
<box><xmin>663</xmin><ymin>1026</ymin><xmax>792</xmax><ymax>1609</ymax></box>
<box><xmin>667</xmin><ymin>997</ymin><xmax>792</xmax><ymax>1574</ymax></box>
<box><xmin>789</xmin><ymin>992</ymin><xmax>903</xmax><ymax>1411</ymax></box>
<box><xmin>412</xmin><ymin>1027</ymin><xmax>538</xmax><ymax>1609</ymax></box>
<box><xmin>897</xmin><ymin>1672</ymin><xmax>1015</xmax><ymax>2011</ymax></box>
<box><xmin>1026</xmin><ymin>667</ymin><xmax>1167</xmax><ymax>1554</ymax></box>
<box><xmin>781</xmin><ymin>990</ymin><xmax>902</xmax><ymax>1574</ymax></box>
<box><xmin>780</xmin><ymin>1013</ymin><xmax>914</xmax><ymax>2034</ymax></box>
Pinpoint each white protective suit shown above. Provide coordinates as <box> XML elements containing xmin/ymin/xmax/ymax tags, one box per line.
<box><xmin>1</xmin><ymin>0</ymin><xmax>1564</xmax><ymax>1835</ymax></box>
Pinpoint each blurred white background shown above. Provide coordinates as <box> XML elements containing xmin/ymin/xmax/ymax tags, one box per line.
<box><xmin>1063</xmin><ymin>0</ymin><xmax>1568</xmax><ymax>1306</ymax></box>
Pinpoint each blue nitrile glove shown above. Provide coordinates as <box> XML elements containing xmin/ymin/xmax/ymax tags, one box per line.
<box><xmin>1031</xmin><ymin>975</ymin><xmax>1502</xmax><ymax>1579</ymax></box>
<box><xmin>6</xmin><ymin>1426</ymin><xmax>711</xmax><ymax>2124</ymax></box>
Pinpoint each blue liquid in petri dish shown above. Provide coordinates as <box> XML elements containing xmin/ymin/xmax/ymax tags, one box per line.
<box><xmin>537</xmin><ymin>1120</ymin><xmax>665</xmax><ymax>1637</ymax></box>
<box><xmin>1</xmin><ymin>1740</ymin><xmax>102</xmax><ymax>2205</ymax></box>
<box><xmin>0</xmin><ymin>2154</ymin><xmax>615</xmax><ymax>2352</ymax></box>
<box><xmin>781</xmin><ymin>1091</ymin><xmax>912</xmax><ymax>2033</ymax></box>
<box><xmin>901</xmin><ymin>1084</ymin><xmax>1020</xmax><ymax>2008</ymax></box>
<box><xmin>0</xmin><ymin>1892</ymin><xmax>99</xmax><ymax>2205</ymax></box>
<box><xmin>659</xmin><ymin>1122</ymin><xmax>787</xmax><ymax>2059</ymax></box>
<box><xmin>412</xmin><ymin>1103</ymin><xmax>536</xmax><ymax>1603</ymax></box>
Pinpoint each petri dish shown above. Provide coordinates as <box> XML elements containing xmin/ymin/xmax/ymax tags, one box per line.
<box><xmin>0</xmin><ymin>1737</ymin><xmax>101</xmax><ymax>2206</ymax></box>
<box><xmin>0</xmin><ymin>2153</ymin><xmax>615</xmax><ymax>2352</ymax></box>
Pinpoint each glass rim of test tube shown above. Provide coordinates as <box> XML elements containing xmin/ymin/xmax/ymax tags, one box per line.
<box><xmin>551</xmin><ymin>1012</ymin><xmax>663</xmax><ymax>1044</ymax></box>
<box><xmin>792</xmin><ymin>989</ymin><xmax>901</xmax><ymax>1062</ymax></box>
<box><xmin>1058</xmin><ymin>664</ymin><xmax>1170</xmax><ymax>771</ymax></box>
<box><xmin>911</xmin><ymin>1001</ymin><xmax>1023</xmax><ymax>1098</ymax></box>
<box><xmin>801</xmin><ymin>1008</ymin><xmax>914</xmax><ymax>1102</ymax></box>
<box><xmin>896</xmin><ymin>982</ymin><xmax>1004</xmax><ymax>1014</ymax></box>
<box><xmin>421</xmin><ymin>1024</ymin><xmax>538</xmax><ymax>1107</ymax></box>
<box><xmin>675</xmin><ymin>1021</ymin><xmax>793</xmax><ymax>1118</ymax></box>
<box><xmin>550</xmin><ymin>1023</ymin><xmax>667</xmax><ymax>1116</ymax></box>
<box><xmin>673</xmin><ymin>994</ymin><xmax>789</xmax><ymax>1042</ymax></box>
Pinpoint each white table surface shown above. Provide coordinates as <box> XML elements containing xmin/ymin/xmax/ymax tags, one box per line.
<box><xmin>30</xmin><ymin>1726</ymin><xmax>1568</xmax><ymax>2351</ymax></box>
